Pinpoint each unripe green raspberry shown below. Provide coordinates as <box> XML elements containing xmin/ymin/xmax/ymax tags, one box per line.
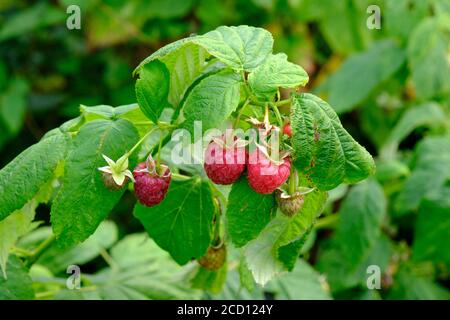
<box><xmin>197</xmin><ymin>243</ymin><xmax>226</xmax><ymax>270</ymax></box>
<box><xmin>275</xmin><ymin>190</ymin><xmax>304</xmax><ymax>217</ymax></box>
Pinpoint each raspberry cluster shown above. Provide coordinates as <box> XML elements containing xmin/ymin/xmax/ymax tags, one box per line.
<box><xmin>204</xmin><ymin>134</ymin><xmax>292</xmax><ymax>195</ymax></box>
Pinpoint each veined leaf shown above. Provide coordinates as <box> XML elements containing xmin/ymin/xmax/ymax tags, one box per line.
<box><xmin>80</xmin><ymin>103</ymin><xmax>154</xmax><ymax>137</ymax></box>
<box><xmin>244</xmin><ymin>189</ymin><xmax>327</xmax><ymax>285</ymax></box>
<box><xmin>395</xmin><ymin>136</ymin><xmax>450</xmax><ymax>215</ymax></box>
<box><xmin>322</xmin><ymin>40</ymin><xmax>405</xmax><ymax>113</ymax></box>
<box><xmin>267</xmin><ymin>259</ymin><xmax>331</xmax><ymax>300</ymax></box>
<box><xmin>388</xmin><ymin>266</ymin><xmax>450</xmax><ymax>300</ymax></box>
<box><xmin>226</xmin><ymin>177</ymin><xmax>275</xmax><ymax>248</ymax></box>
<box><xmin>334</xmin><ymin>180</ymin><xmax>386</xmax><ymax>266</ymax></box>
<box><xmin>381</xmin><ymin>103</ymin><xmax>448</xmax><ymax>158</ymax></box>
<box><xmin>192</xmin><ymin>25</ymin><xmax>273</xmax><ymax>71</ymax></box>
<box><xmin>134</xmin><ymin>38</ymin><xmax>209</xmax><ymax>107</ymax></box>
<box><xmin>134</xmin><ymin>25</ymin><xmax>273</xmax><ymax>106</ymax></box>
<box><xmin>408</xmin><ymin>16</ymin><xmax>450</xmax><ymax>100</ymax></box>
<box><xmin>135</xmin><ymin>60</ymin><xmax>171</xmax><ymax>123</ymax></box>
<box><xmin>55</xmin><ymin>233</ymin><xmax>200</xmax><ymax>300</ymax></box>
<box><xmin>0</xmin><ymin>77</ymin><xmax>29</xmax><ymax>135</ymax></box>
<box><xmin>0</xmin><ymin>201</ymin><xmax>39</xmax><ymax>278</ymax></box>
<box><xmin>316</xmin><ymin>180</ymin><xmax>388</xmax><ymax>292</ymax></box>
<box><xmin>51</xmin><ymin>119</ymin><xmax>139</xmax><ymax>248</ymax></box>
<box><xmin>317</xmin><ymin>234</ymin><xmax>392</xmax><ymax>292</ymax></box>
<box><xmin>412</xmin><ymin>187</ymin><xmax>450</xmax><ymax>270</ymax></box>
<box><xmin>190</xmin><ymin>264</ymin><xmax>228</xmax><ymax>294</ymax></box>
<box><xmin>248</xmin><ymin>53</ymin><xmax>308</xmax><ymax>100</ymax></box>
<box><xmin>134</xmin><ymin>178</ymin><xmax>214</xmax><ymax>265</ymax></box>
<box><xmin>0</xmin><ymin>255</ymin><xmax>34</xmax><ymax>299</ymax></box>
<box><xmin>181</xmin><ymin>70</ymin><xmax>241</xmax><ymax>135</ymax></box>
<box><xmin>290</xmin><ymin>93</ymin><xmax>375</xmax><ymax>190</ymax></box>
<box><xmin>25</xmin><ymin>221</ymin><xmax>118</xmax><ymax>274</ymax></box>
<box><xmin>0</xmin><ymin>131</ymin><xmax>68</xmax><ymax>222</ymax></box>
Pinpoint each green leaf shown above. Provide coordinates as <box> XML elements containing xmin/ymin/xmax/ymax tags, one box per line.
<box><xmin>135</xmin><ymin>60</ymin><xmax>171</xmax><ymax>123</ymax></box>
<box><xmin>190</xmin><ymin>265</ymin><xmax>228</xmax><ymax>294</ymax></box>
<box><xmin>226</xmin><ymin>177</ymin><xmax>275</xmax><ymax>248</ymax></box>
<box><xmin>0</xmin><ymin>201</ymin><xmax>39</xmax><ymax>278</ymax></box>
<box><xmin>135</xmin><ymin>39</ymin><xmax>209</xmax><ymax>107</ymax></box>
<box><xmin>181</xmin><ymin>70</ymin><xmax>241</xmax><ymax>135</ymax></box>
<box><xmin>80</xmin><ymin>103</ymin><xmax>153</xmax><ymax>137</ymax></box>
<box><xmin>192</xmin><ymin>25</ymin><xmax>273</xmax><ymax>71</ymax></box>
<box><xmin>244</xmin><ymin>216</ymin><xmax>286</xmax><ymax>286</ymax></box>
<box><xmin>244</xmin><ymin>189</ymin><xmax>327</xmax><ymax>285</ymax></box>
<box><xmin>267</xmin><ymin>259</ymin><xmax>331</xmax><ymax>300</ymax></box>
<box><xmin>211</xmin><ymin>262</ymin><xmax>264</xmax><ymax>300</ymax></box>
<box><xmin>316</xmin><ymin>180</ymin><xmax>389</xmax><ymax>291</ymax></box>
<box><xmin>317</xmin><ymin>234</ymin><xmax>392</xmax><ymax>292</ymax></box>
<box><xmin>145</xmin><ymin>0</ymin><xmax>194</xmax><ymax>18</ymax></box>
<box><xmin>80</xmin><ymin>105</ymin><xmax>116</xmax><ymax>121</ymax></box>
<box><xmin>388</xmin><ymin>266</ymin><xmax>450</xmax><ymax>300</ymax></box>
<box><xmin>412</xmin><ymin>187</ymin><xmax>450</xmax><ymax>270</ymax></box>
<box><xmin>381</xmin><ymin>103</ymin><xmax>448</xmax><ymax>158</ymax></box>
<box><xmin>134</xmin><ymin>178</ymin><xmax>214</xmax><ymax>265</ymax></box>
<box><xmin>334</xmin><ymin>180</ymin><xmax>386</xmax><ymax>266</ymax></box>
<box><xmin>51</xmin><ymin>119</ymin><xmax>139</xmax><ymax>248</ymax></box>
<box><xmin>238</xmin><ymin>255</ymin><xmax>255</xmax><ymax>293</ymax></box>
<box><xmin>321</xmin><ymin>40</ymin><xmax>406</xmax><ymax>113</ymax></box>
<box><xmin>408</xmin><ymin>16</ymin><xmax>450</xmax><ymax>100</ymax></box>
<box><xmin>55</xmin><ymin>233</ymin><xmax>200</xmax><ymax>300</ymax></box>
<box><xmin>0</xmin><ymin>256</ymin><xmax>34</xmax><ymax>299</ymax></box>
<box><xmin>248</xmin><ymin>53</ymin><xmax>308</xmax><ymax>100</ymax></box>
<box><xmin>395</xmin><ymin>136</ymin><xmax>450</xmax><ymax>215</ymax></box>
<box><xmin>0</xmin><ymin>132</ymin><xmax>68</xmax><ymax>222</ymax></box>
<box><xmin>385</xmin><ymin>0</ymin><xmax>429</xmax><ymax>40</ymax></box>
<box><xmin>0</xmin><ymin>2</ymin><xmax>65</xmax><ymax>42</ymax></box>
<box><xmin>290</xmin><ymin>93</ymin><xmax>375</xmax><ymax>190</ymax></box>
<box><xmin>0</xmin><ymin>77</ymin><xmax>29</xmax><ymax>135</ymax></box>
<box><xmin>35</xmin><ymin>221</ymin><xmax>118</xmax><ymax>274</ymax></box>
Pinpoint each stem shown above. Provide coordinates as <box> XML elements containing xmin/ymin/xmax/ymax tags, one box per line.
<box><xmin>156</xmin><ymin>135</ymin><xmax>163</xmax><ymax>169</ymax></box>
<box><xmin>315</xmin><ymin>214</ymin><xmax>339</xmax><ymax>230</ymax></box>
<box><xmin>171</xmin><ymin>173</ymin><xmax>191</xmax><ymax>181</ymax></box>
<box><xmin>208</xmin><ymin>181</ymin><xmax>227</xmax><ymax>205</ymax></box>
<box><xmin>212</xmin><ymin>198</ymin><xmax>222</xmax><ymax>244</ymax></box>
<box><xmin>288</xmin><ymin>168</ymin><xmax>297</xmax><ymax>195</ymax></box>
<box><xmin>270</xmin><ymin>103</ymin><xmax>284</xmax><ymax>128</ymax></box>
<box><xmin>234</xmin><ymin>98</ymin><xmax>251</xmax><ymax>127</ymax></box>
<box><xmin>126</xmin><ymin>127</ymin><xmax>158</xmax><ymax>157</ymax></box>
<box><xmin>11</xmin><ymin>246</ymin><xmax>34</xmax><ymax>257</ymax></box>
<box><xmin>25</xmin><ymin>235</ymin><xmax>56</xmax><ymax>268</ymax></box>
<box><xmin>99</xmin><ymin>248</ymin><xmax>119</xmax><ymax>271</ymax></box>
<box><xmin>274</xmin><ymin>99</ymin><xmax>290</xmax><ymax>107</ymax></box>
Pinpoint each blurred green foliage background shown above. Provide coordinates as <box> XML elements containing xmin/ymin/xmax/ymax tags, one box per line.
<box><xmin>0</xmin><ymin>0</ymin><xmax>449</xmax><ymax>300</ymax></box>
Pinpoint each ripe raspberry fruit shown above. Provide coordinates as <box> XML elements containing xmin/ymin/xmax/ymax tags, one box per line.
<box><xmin>204</xmin><ymin>135</ymin><xmax>247</xmax><ymax>185</ymax></box>
<box><xmin>133</xmin><ymin>160</ymin><xmax>171</xmax><ymax>207</ymax></box>
<box><xmin>197</xmin><ymin>243</ymin><xmax>226</xmax><ymax>270</ymax></box>
<box><xmin>275</xmin><ymin>190</ymin><xmax>304</xmax><ymax>217</ymax></box>
<box><xmin>247</xmin><ymin>149</ymin><xmax>291</xmax><ymax>194</ymax></box>
<box><xmin>283</xmin><ymin>123</ymin><xmax>292</xmax><ymax>137</ymax></box>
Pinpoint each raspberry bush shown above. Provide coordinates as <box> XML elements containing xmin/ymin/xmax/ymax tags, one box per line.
<box><xmin>0</xmin><ymin>25</ymin><xmax>377</xmax><ymax>295</ymax></box>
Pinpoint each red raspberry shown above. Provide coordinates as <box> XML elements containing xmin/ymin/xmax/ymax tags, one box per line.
<box><xmin>247</xmin><ymin>149</ymin><xmax>291</xmax><ymax>194</ymax></box>
<box><xmin>133</xmin><ymin>162</ymin><xmax>171</xmax><ymax>207</ymax></box>
<box><xmin>204</xmin><ymin>135</ymin><xmax>247</xmax><ymax>185</ymax></box>
<box><xmin>283</xmin><ymin>123</ymin><xmax>292</xmax><ymax>137</ymax></box>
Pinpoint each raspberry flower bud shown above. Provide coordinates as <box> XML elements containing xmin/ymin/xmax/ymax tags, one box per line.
<box><xmin>98</xmin><ymin>154</ymin><xmax>134</xmax><ymax>190</ymax></box>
